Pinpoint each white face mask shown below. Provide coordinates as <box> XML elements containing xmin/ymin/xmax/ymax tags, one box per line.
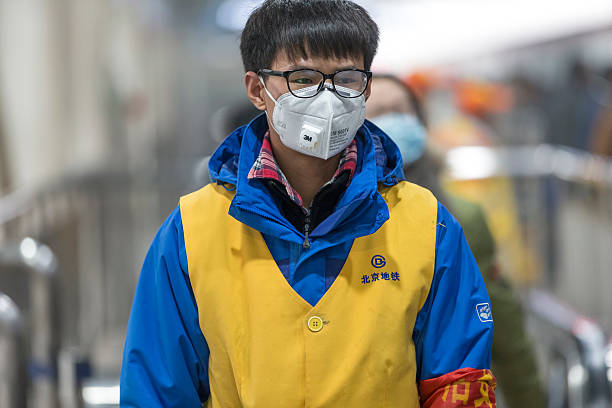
<box><xmin>260</xmin><ymin>78</ymin><xmax>366</xmax><ymax>160</ymax></box>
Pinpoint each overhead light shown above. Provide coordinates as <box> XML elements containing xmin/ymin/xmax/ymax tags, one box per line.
<box><xmin>446</xmin><ymin>146</ymin><xmax>500</xmax><ymax>180</ymax></box>
<box><xmin>19</xmin><ymin>237</ymin><xmax>37</xmax><ymax>260</ymax></box>
<box><xmin>82</xmin><ymin>384</ymin><xmax>120</xmax><ymax>406</ymax></box>
<box><xmin>372</xmin><ymin>0</ymin><xmax>612</xmax><ymax>72</ymax></box>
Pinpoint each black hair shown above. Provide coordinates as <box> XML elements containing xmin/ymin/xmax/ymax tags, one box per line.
<box><xmin>372</xmin><ymin>74</ymin><xmax>427</xmax><ymax>127</ymax></box>
<box><xmin>240</xmin><ymin>0</ymin><xmax>379</xmax><ymax>73</ymax></box>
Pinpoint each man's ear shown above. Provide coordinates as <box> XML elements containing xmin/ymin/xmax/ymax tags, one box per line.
<box><xmin>245</xmin><ymin>72</ymin><xmax>267</xmax><ymax>111</ymax></box>
<box><xmin>363</xmin><ymin>76</ymin><xmax>373</xmax><ymax>101</ymax></box>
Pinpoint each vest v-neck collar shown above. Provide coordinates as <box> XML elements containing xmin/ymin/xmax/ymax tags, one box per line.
<box><xmin>227</xmin><ymin>115</ymin><xmax>388</xmax><ymax>248</ymax></box>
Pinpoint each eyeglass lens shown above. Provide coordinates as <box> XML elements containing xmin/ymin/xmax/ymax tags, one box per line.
<box><xmin>287</xmin><ymin>69</ymin><xmax>367</xmax><ymax>97</ymax></box>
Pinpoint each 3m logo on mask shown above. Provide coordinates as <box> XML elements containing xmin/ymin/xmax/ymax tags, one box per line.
<box><xmin>299</xmin><ymin>124</ymin><xmax>320</xmax><ymax>151</ymax></box>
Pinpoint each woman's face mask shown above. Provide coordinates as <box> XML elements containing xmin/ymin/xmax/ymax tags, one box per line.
<box><xmin>371</xmin><ymin>112</ymin><xmax>427</xmax><ymax>166</ymax></box>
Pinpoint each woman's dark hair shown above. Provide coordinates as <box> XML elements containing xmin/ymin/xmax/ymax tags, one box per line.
<box><xmin>240</xmin><ymin>0</ymin><xmax>379</xmax><ymax>72</ymax></box>
<box><xmin>372</xmin><ymin>74</ymin><xmax>427</xmax><ymax>127</ymax></box>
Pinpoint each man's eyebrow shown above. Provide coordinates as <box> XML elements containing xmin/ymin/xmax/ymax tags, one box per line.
<box><xmin>335</xmin><ymin>65</ymin><xmax>359</xmax><ymax>71</ymax></box>
<box><xmin>285</xmin><ymin>64</ymin><xmax>360</xmax><ymax>71</ymax></box>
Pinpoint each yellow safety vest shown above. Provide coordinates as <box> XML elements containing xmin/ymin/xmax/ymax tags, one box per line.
<box><xmin>180</xmin><ymin>181</ymin><xmax>437</xmax><ymax>408</ymax></box>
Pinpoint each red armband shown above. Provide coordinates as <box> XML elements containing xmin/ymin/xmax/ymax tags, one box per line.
<box><xmin>419</xmin><ymin>368</ymin><xmax>497</xmax><ymax>408</ymax></box>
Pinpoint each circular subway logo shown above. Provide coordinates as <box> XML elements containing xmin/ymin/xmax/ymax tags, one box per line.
<box><xmin>371</xmin><ymin>255</ymin><xmax>386</xmax><ymax>268</ymax></box>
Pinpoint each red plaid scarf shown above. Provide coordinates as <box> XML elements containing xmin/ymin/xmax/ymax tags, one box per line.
<box><xmin>248</xmin><ymin>131</ymin><xmax>357</xmax><ymax>209</ymax></box>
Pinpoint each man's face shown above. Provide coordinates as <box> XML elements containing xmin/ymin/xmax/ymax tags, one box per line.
<box><xmin>259</xmin><ymin>51</ymin><xmax>370</xmax><ymax>127</ymax></box>
<box><xmin>366</xmin><ymin>78</ymin><xmax>414</xmax><ymax>119</ymax></box>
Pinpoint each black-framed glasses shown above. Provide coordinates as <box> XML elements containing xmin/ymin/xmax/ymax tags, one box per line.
<box><xmin>258</xmin><ymin>68</ymin><xmax>372</xmax><ymax>98</ymax></box>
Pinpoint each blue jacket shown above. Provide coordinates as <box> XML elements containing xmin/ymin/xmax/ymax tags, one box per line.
<box><xmin>120</xmin><ymin>114</ymin><xmax>494</xmax><ymax>406</ymax></box>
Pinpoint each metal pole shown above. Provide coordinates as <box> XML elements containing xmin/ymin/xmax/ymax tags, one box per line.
<box><xmin>527</xmin><ymin>289</ymin><xmax>612</xmax><ymax>407</ymax></box>
<box><xmin>0</xmin><ymin>292</ymin><xmax>26</xmax><ymax>408</ymax></box>
<box><xmin>0</xmin><ymin>238</ymin><xmax>59</xmax><ymax>408</ymax></box>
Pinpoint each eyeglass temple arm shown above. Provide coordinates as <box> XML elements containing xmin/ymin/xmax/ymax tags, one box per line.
<box><xmin>258</xmin><ymin>69</ymin><xmax>285</xmax><ymax>77</ymax></box>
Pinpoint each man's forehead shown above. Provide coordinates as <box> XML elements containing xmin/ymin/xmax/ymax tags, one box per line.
<box><xmin>271</xmin><ymin>49</ymin><xmax>365</xmax><ymax>70</ymax></box>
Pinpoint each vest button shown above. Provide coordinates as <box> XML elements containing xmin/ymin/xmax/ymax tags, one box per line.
<box><xmin>307</xmin><ymin>316</ymin><xmax>324</xmax><ymax>332</ymax></box>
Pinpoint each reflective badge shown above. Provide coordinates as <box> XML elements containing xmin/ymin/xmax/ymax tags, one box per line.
<box><xmin>476</xmin><ymin>303</ymin><xmax>493</xmax><ymax>322</ymax></box>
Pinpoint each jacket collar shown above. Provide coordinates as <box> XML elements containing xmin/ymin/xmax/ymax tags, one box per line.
<box><xmin>208</xmin><ymin>113</ymin><xmax>405</xmax><ymax>245</ymax></box>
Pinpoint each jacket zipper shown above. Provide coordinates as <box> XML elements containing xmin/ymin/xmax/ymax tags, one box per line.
<box><xmin>303</xmin><ymin>209</ymin><xmax>311</xmax><ymax>249</ymax></box>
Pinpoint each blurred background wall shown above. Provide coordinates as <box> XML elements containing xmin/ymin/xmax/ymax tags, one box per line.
<box><xmin>0</xmin><ymin>0</ymin><xmax>611</xmax><ymax>406</ymax></box>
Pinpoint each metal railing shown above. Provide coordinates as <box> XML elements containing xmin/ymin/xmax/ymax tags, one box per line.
<box><xmin>0</xmin><ymin>238</ymin><xmax>59</xmax><ymax>408</ymax></box>
<box><xmin>445</xmin><ymin>144</ymin><xmax>612</xmax><ymax>407</ymax></box>
<box><xmin>445</xmin><ymin>144</ymin><xmax>612</xmax><ymax>185</ymax></box>
<box><xmin>0</xmin><ymin>292</ymin><xmax>26</xmax><ymax>408</ymax></box>
<box><xmin>526</xmin><ymin>289</ymin><xmax>611</xmax><ymax>408</ymax></box>
<box><xmin>0</xmin><ymin>168</ymin><xmax>179</xmax><ymax>407</ymax></box>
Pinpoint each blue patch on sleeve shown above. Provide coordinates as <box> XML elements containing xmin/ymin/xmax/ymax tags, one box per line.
<box><xmin>476</xmin><ymin>303</ymin><xmax>493</xmax><ymax>322</ymax></box>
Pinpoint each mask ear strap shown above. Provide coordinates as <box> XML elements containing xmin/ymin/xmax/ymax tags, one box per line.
<box><xmin>258</xmin><ymin>75</ymin><xmax>278</xmax><ymax>104</ymax></box>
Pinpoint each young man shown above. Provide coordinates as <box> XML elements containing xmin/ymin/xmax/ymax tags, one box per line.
<box><xmin>120</xmin><ymin>1</ymin><xmax>497</xmax><ymax>407</ymax></box>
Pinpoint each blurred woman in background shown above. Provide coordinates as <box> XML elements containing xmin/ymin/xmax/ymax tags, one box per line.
<box><xmin>367</xmin><ymin>74</ymin><xmax>546</xmax><ymax>408</ymax></box>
